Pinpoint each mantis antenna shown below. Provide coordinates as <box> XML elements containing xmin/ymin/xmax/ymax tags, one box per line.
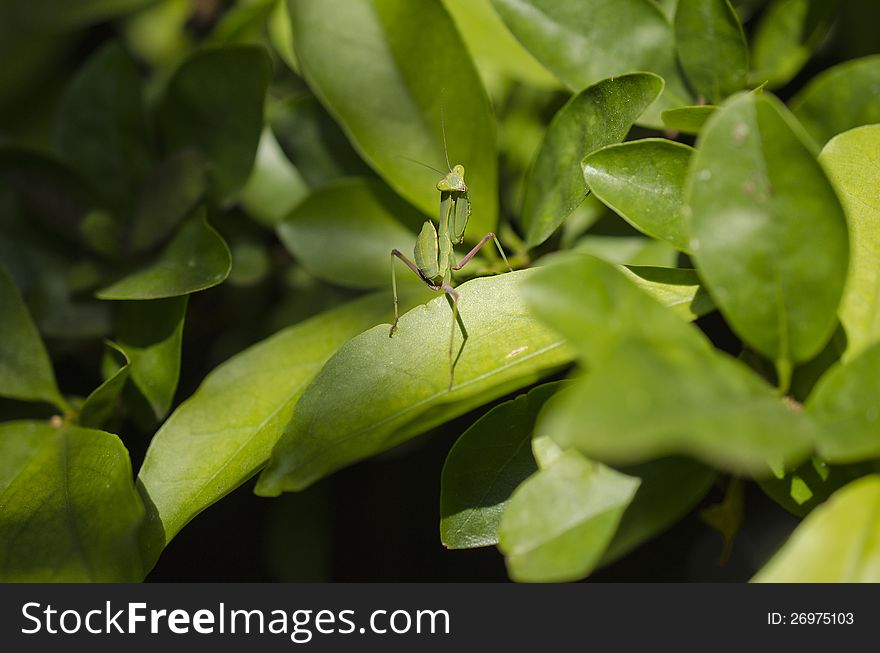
<box><xmin>398</xmin><ymin>155</ymin><xmax>447</xmax><ymax>175</ymax></box>
<box><xmin>440</xmin><ymin>102</ymin><xmax>451</xmax><ymax>172</ymax></box>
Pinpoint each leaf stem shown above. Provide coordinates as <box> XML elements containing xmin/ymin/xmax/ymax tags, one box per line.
<box><xmin>775</xmin><ymin>357</ymin><xmax>792</xmax><ymax>396</ymax></box>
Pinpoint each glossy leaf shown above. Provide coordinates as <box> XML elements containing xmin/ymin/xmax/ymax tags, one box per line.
<box><xmin>277</xmin><ymin>179</ymin><xmax>419</xmax><ymax>289</ymax></box>
<box><xmin>97</xmin><ymin>214</ymin><xmax>231</xmax><ymax>300</ymax></box>
<box><xmin>807</xmin><ymin>343</ymin><xmax>880</xmax><ymax>463</ymax></box>
<box><xmin>116</xmin><ymin>297</ymin><xmax>187</xmax><ymax>421</ymax></box>
<box><xmin>661</xmin><ymin>106</ymin><xmax>716</xmax><ymax>134</ymax></box>
<box><xmin>77</xmin><ymin>342</ymin><xmax>130</xmax><ymax>429</ymax></box>
<box><xmin>156</xmin><ymin>45</ymin><xmax>271</xmax><ymax>202</ymax></box>
<box><xmin>256</xmin><ymin>270</ymin><xmax>576</xmax><ymax>495</ymax></box>
<box><xmin>55</xmin><ymin>43</ymin><xmax>152</xmax><ymax>218</ymax></box>
<box><xmin>582</xmin><ymin>139</ymin><xmax>692</xmax><ymax>252</ymax></box>
<box><xmin>491</xmin><ymin>0</ymin><xmax>692</xmax><ymax>124</ymax></box>
<box><xmin>753</xmin><ymin>475</ymin><xmax>880</xmax><ymax>582</ymax></box>
<box><xmin>602</xmin><ymin>457</ymin><xmax>715</xmax><ymax>564</ymax></box>
<box><xmin>241</xmin><ymin>129</ymin><xmax>308</xmax><ymax>228</ymax></box>
<box><xmin>818</xmin><ymin>125</ymin><xmax>880</xmax><ymax>359</ymax></box>
<box><xmin>130</xmin><ymin>148</ymin><xmax>207</xmax><ymax>253</ymax></box>
<box><xmin>137</xmin><ymin>287</ymin><xmax>432</xmax><ymax>563</ymax></box>
<box><xmin>525</xmin><ymin>255</ymin><xmax>815</xmax><ymax>473</ymax></box>
<box><xmin>687</xmin><ymin>92</ymin><xmax>848</xmax><ymax>373</ymax></box>
<box><xmin>522</xmin><ymin>73</ymin><xmax>664</xmax><ymax>248</ymax></box>
<box><xmin>750</xmin><ymin>0</ymin><xmax>834</xmax><ymax>88</ymax></box>
<box><xmin>674</xmin><ymin>0</ymin><xmax>748</xmax><ymax>103</ymax></box>
<box><xmin>0</xmin><ymin>421</ymin><xmax>144</xmax><ymax>582</ymax></box>
<box><xmin>0</xmin><ymin>263</ymin><xmax>65</xmax><ymax>409</ymax></box>
<box><xmin>289</xmin><ymin>0</ymin><xmax>497</xmax><ymax>235</ymax></box>
<box><xmin>440</xmin><ymin>382</ymin><xmax>560</xmax><ymax>549</ymax></box>
<box><xmin>498</xmin><ymin>449</ymin><xmax>640</xmax><ymax>582</ymax></box>
<box><xmin>790</xmin><ymin>55</ymin><xmax>880</xmax><ymax>145</ymax></box>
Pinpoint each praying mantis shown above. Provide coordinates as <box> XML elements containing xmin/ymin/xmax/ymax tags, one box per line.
<box><xmin>389</xmin><ymin>158</ymin><xmax>512</xmax><ymax>390</ymax></box>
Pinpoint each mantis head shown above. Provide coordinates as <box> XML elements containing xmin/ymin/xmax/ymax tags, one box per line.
<box><xmin>437</xmin><ymin>164</ymin><xmax>467</xmax><ymax>193</ymax></box>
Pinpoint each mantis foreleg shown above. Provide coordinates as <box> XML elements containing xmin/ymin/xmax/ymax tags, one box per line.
<box><xmin>452</xmin><ymin>232</ymin><xmax>514</xmax><ymax>273</ymax></box>
<box><xmin>390</xmin><ymin>249</ymin><xmax>441</xmax><ymax>337</ymax></box>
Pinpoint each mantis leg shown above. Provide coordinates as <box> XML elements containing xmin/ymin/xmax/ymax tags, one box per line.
<box><xmin>452</xmin><ymin>232</ymin><xmax>514</xmax><ymax>273</ymax></box>
<box><xmin>390</xmin><ymin>249</ymin><xmax>441</xmax><ymax>337</ymax></box>
<box><xmin>442</xmin><ymin>283</ymin><xmax>461</xmax><ymax>390</ymax></box>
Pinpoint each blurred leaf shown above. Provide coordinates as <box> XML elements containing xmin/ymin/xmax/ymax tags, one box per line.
<box><xmin>55</xmin><ymin>43</ymin><xmax>153</xmax><ymax>219</ymax></box>
<box><xmin>136</xmin><ymin>286</ymin><xmax>433</xmax><ymax>564</ymax></box>
<box><xmin>674</xmin><ymin>0</ymin><xmax>748</xmax><ymax>103</ymax></box>
<box><xmin>289</xmin><ymin>0</ymin><xmax>498</xmax><ymax>235</ymax></box>
<box><xmin>661</xmin><ymin>106</ymin><xmax>716</xmax><ymax>134</ymax></box>
<box><xmin>156</xmin><ymin>44</ymin><xmax>271</xmax><ymax>202</ymax></box>
<box><xmin>807</xmin><ymin>342</ymin><xmax>880</xmax><ymax>464</ymax></box>
<box><xmin>0</xmin><ymin>148</ymin><xmax>96</xmax><ymax>247</ymax></box>
<box><xmin>757</xmin><ymin>457</ymin><xmax>870</xmax><ymax>517</ymax></box>
<box><xmin>130</xmin><ymin>148</ymin><xmax>207</xmax><ymax>253</ymax></box>
<box><xmin>753</xmin><ymin>475</ymin><xmax>880</xmax><ymax>582</ymax></box>
<box><xmin>1</xmin><ymin>0</ymin><xmax>156</xmax><ymax>31</ymax></box>
<box><xmin>525</xmin><ymin>255</ymin><xmax>815</xmax><ymax>473</ymax></box>
<box><xmin>750</xmin><ymin>0</ymin><xmax>834</xmax><ymax>88</ymax></box>
<box><xmin>256</xmin><ymin>269</ymin><xmax>575</xmax><ymax>495</ymax></box>
<box><xmin>601</xmin><ymin>457</ymin><xmax>715</xmax><ymax>564</ymax></box>
<box><xmin>269</xmin><ymin>94</ymin><xmax>371</xmax><ymax>188</ymax></box>
<box><xmin>687</xmin><ymin>93</ymin><xmax>848</xmax><ymax>377</ymax></box>
<box><xmin>491</xmin><ymin>0</ymin><xmax>692</xmax><ymax>125</ymax></box>
<box><xmin>209</xmin><ymin>0</ymin><xmax>276</xmax><ymax>45</ymax></box>
<box><xmin>277</xmin><ymin>178</ymin><xmax>418</xmax><ymax>289</ymax></box>
<box><xmin>441</xmin><ymin>0</ymin><xmax>559</xmax><ymax>90</ymax></box>
<box><xmin>228</xmin><ymin>241</ymin><xmax>270</xmax><ymax>288</ymax></box>
<box><xmin>268</xmin><ymin>0</ymin><xmax>298</xmax><ymax>72</ymax></box>
<box><xmin>0</xmin><ymin>263</ymin><xmax>65</xmax><ymax>410</ymax></box>
<box><xmin>790</xmin><ymin>55</ymin><xmax>880</xmax><ymax>145</ymax></box>
<box><xmin>573</xmin><ymin>236</ymin><xmax>678</xmax><ymax>268</ymax></box>
<box><xmin>522</xmin><ymin>73</ymin><xmax>664</xmax><ymax>248</ymax></box>
<box><xmin>116</xmin><ymin>296</ymin><xmax>186</xmax><ymax>421</ymax></box>
<box><xmin>78</xmin><ymin>342</ymin><xmax>130</xmax><ymax>429</ymax></box>
<box><xmin>582</xmin><ymin>139</ymin><xmax>692</xmax><ymax>252</ymax></box>
<box><xmin>241</xmin><ymin>128</ymin><xmax>308</xmax><ymax>228</ymax></box>
<box><xmin>0</xmin><ymin>421</ymin><xmax>144</xmax><ymax>582</ymax></box>
<box><xmin>97</xmin><ymin>214</ymin><xmax>231</xmax><ymax>300</ymax></box>
<box><xmin>498</xmin><ymin>449</ymin><xmax>640</xmax><ymax>582</ymax></box>
<box><xmin>818</xmin><ymin>125</ymin><xmax>880</xmax><ymax>359</ymax></box>
<box><xmin>620</xmin><ymin>265</ymin><xmax>715</xmax><ymax>321</ymax></box>
<box><xmin>440</xmin><ymin>382</ymin><xmax>560</xmax><ymax>549</ymax></box>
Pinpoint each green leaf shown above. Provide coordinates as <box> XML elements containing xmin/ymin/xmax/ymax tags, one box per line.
<box><xmin>582</xmin><ymin>139</ymin><xmax>692</xmax><ymax>252</ymax></box>
<box><xmin>790</xmin><ymin>55</ymin><xmax>880</xmax><ymax>145</ymax></box>
<box><xmin>289</xmin><ymin>0</ymin><xmax>498</xmax><ymax>235</ymax></box>
<box><xmin>750</xmin><ymin>0</ymin><xmax>834</xmax><ymax>89</ymax></box>
<box><xmin>674</xmin><ymin>0</ymin><xmax>748</xmax><ymax>103</ymax></box>
<box><xmin>256</xmin><ymin>269</ymin><xmax>576</xmax><ymax>495</ymax></box>
<box><xmin>156</xmin><ymin>44</ymin><xmax>271</xmax><ymax>202</ymax></box>
<box><xmin>522</xmin><ymin>73</ymin><xmax>664</xmax><ymax>248</ymax></box>
<box><xmin>241</xmin><ymin>128</ymin><xmax>308</xmax><ymax>228</ymax></box>
<box><xmin>753</xmin><ymin>475</ymin><xmax>880</xmax><ymax>582</ymax></box>
<box><xmin>136</xmin><ymin>287</ymin><xmax>432</xmax><ymax>565</ymax></box>
<box><xmin>277</xmin><ymin>179</ymin><xmax>419</xmax><ymax>289</ymax></box>
<box><xmin>130</xmin><ymin>148</ymin><xmax>207</xmax><ymax>253</ymax></box>
<box><xmin>0</xmin><ymin>421</ymin><xmax>144</xmax><ymax>582</ymax></box>
<box><xmin>602</xmin><ymin>457</ymin><xmax>715</xmax><ymax>564</ymax></box>
<box><xmin>807</xmin><ymin>342</ymin><xmax>880</xmax><ymax>464</ymax></box>
<box><xmin>55</xmin><ymin>43</ymin><xmax>153</xmax><ymax>218</ymax></box>
<box><xmin>498</xmin><ymin>449</ymin><xmax>640</xmax><ymax>582</ymax></box>
<box><xmin>116</xmin><ymin>297</ymin><xmax>187</xmax><ymax>421</ymax></box>
<box><xmin>687</xmin><ymin>92</ymin><xmax>848</xmax><ymax>374</ymax></box>
<box><xmin>524</xmin><ymin>255</ymin><xmax>815</xmax><ymax>473</ymax></box>
<box><xmin>0</xmin><ymin>263</ymin><xmax>65</xmax><ymax>409</ymax></box>
<box><xmin>756</xmin><ymin>457</ymin><xmax>870</xmax><ymax>517</ymax></box>
<box><xmin>491</xmin><ymin>0</ymin><xmax>693</xmax><ymax>124</ymax></box>
<box><xmin>441</xmin><ymin>0</ymin><xmax>560</xmax><ymax>90</ymax></box>
<box><xmin>97</xmin><ymin>214</ymin><xmax>231</xmax><ymax>300</ymax></box>
<box><xmin>818</xmin><ymin>125</ymin><xmax>880</xmax><ymax>359</ymax></box>
<box><xmin>621</xmin><ymin>265</ymin><xmax>715</xmax><ymax>321</ymax></box>
<box><xmin>573</xmin><ymin>236</ymin><xmax>678</xmax><ymax>268</ymax></box>
<box><xmin>440</xmin><ymin>382</ymin><xmax>560</xmax><ymax>549</ymax></box>
<box><xmin>77</xmin><ymin>342</ymin><xmax>130</xmax><ymax>429</ymax></box>
<box><xmin>661</xmin><ymin>105</ymin><xmax>717</xmax><ymax>134</ymax></box>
